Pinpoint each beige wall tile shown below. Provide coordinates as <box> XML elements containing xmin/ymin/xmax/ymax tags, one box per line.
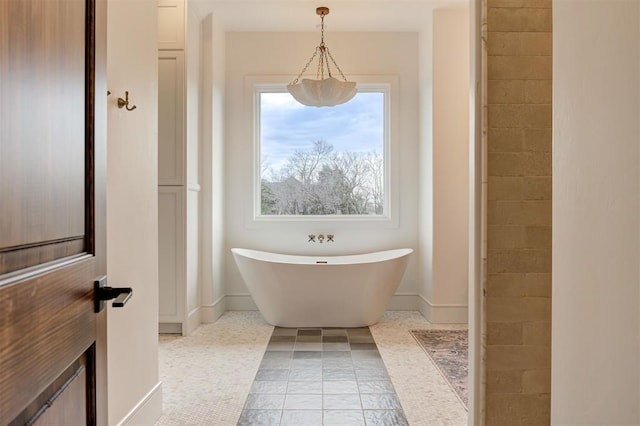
<box><xmin>486</xmin><ymin>225</ymin><xmax>551</xmax><ymax>251</ymax></box>
<box><xmin>523</xmin><ymin>273</ymin><xmax>551</xmax><ymax>297</ymax></box>
<box><xmin>488</xmin><ymin>249</ymin><xmax>551</xmax><ymax>273</ymax></box>
<box><xmin>488</xmin><ymin>225</ymin><xmax>526</xmax><ymax>248</ymax></box>
<box><xmin>488</xmin><ymin>0</ymin><xmax>551</xmax><ymax>9</ymax></box>
<box><xmin>486</xmin><ymin>394</ymin><xmax>551</xmax><ymax>425</ymax></box>
<box><xmin>488</xmin><ymin>322</ymin><xmax>524</xmax><ymax>345</ymax></box>
<box><xmin>487</xmin><ymin>273</ymin><xmax>527</xmax><ymax>297</ymax></box>
<box><xmin>486</xmin><ymin>344</ymin><xmax>551</xmax><ymax>370</ymax></box>
<box><xmin>522</xmin><ymin>369</ymin><xmax>551</xmax><ymax>394</ymax></box>
<box><xmin>488</xmin><ymin>128</ymin><xmax>524</xmax><ymax>152</ymax></box>
<box><xmin>487</xmin><ymin>273</ymin><xmax>551</xmax><ymax>298</ymax></box>
<box><xmin>520</xmin><ymin>394</ymin><xmax>551</xmax><ymax>424</ymax></box>
<box><xmin>524</xmin><ymin>225</ymin><xmax>551</xmax><ymax>249</ymax></box>
<box><xmin>488</xmin><ymin>7</ymin><xmax>552</xmax><ymax>32</ymax></box>
<box><xmin>487</xmin><ymin>200</ymin><xmax>551</xmax><ymax>226</ymax></box>
<box><xmin>489</xmin><ymin>152</ymin><xmax>552</xmax><ymax>177</ymax></box>
<box><xmin>489</xmin><ymin>104</ymin><xmax>552</xmax><ymax>128</ymax></box>
<box><xmin>486</xmin><ymin>297</ymin><xmax>551</xmax><ymax>323</ymax></box>
<box><xmin>487</xmin><ymin>370</ymin><xmax>523</xmax><ymax>394</ymax></box>
<box><xmin>488</xmin><ymin>55</ymin><xmax>552</xmax><ymax>80</ymax></box>
<box><xmin>486</xmin><ymin>393</ymin><xmax>526</xmax><ymax>422</ymax></box>
<box><xmin>488</xmin><ymin>32</ymin><xmax>522</xmax><ymax>56</ymax></box>
<box><xmin>485</xmin><ymin>2</ymin><xmax>552</xmax><ymax>419</ymax></box>
<box><xmin>489</xmin><ymin>79</ymin><xmax>525</xmax><ymax>104</ymax></box>
<box><xmin>521</xmin><ymin>32</ymin><xmax>553</xmax><ymax>56</ymax></box>
<box><xmin>524</xmin><ymin>79</ymin><xmax>552</xmax><ymax>104</ymax></box>
<box><xmin>523</xmin><ymin>177</ymin><xmax>552</xmax><ymax>200</ymax></box>
<box><xmin>523</xmin><ymin>128</ymin><xmax>552</xmax><ymax>152</ymax></box>
<box><xmin>523</xmin><ymin>321</ymin><xmax>551</xmax><ymax>346</ymax></box>
<box><xmin>488</xmin><ymin>177</ymin><xmax>523</xmax><ymax>200</ymax></box>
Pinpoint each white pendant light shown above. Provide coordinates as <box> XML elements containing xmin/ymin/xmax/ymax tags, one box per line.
<box><xmin>287</xmin><ymin>7</ymin><xmax>356</xmax><ymax>107</ymax></box>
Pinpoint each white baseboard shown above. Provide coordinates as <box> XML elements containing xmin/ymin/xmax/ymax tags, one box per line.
<box><xmin>418</xmin><ymin>294</ymin><xmax>468</xmax><ymax>324</ymax></box>
<box><xmin>198</xmin><ymin>293</ymin><xmax>467</xmax><ymax>324</ymax></box>
<box><xmin>224</xmin><ymin>293</ymin><xmax>258</xmax><ymax>311</ymax></box>
<box><xmin>386</xmin><ymin>293</ymin><xmax>419</xmax><ymax>310</ymax></box>
<box><xmin>199</xmin><ymin>295</ymin><xmax>226</xmax><ymax>323</ymax></box>
<box><xmin>158</xmin><ymin>322</ymin><xmax>182</xmax><ymax>334</ymax></box>
<box><xmin>117</xmin><ymin>381</ymin><xmax>162</xmax><ymax>426</ymax></box>
<box><xmin>219</xmin><ymin>293</ymin><xmax>419</xmax><ymax>312</ymax></box>
<box><xmin>184</xmin><ymin>307</ymin><xmax>201</xmax><ymax>335</ymax></box>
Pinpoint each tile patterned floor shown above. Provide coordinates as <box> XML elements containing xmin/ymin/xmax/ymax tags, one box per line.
<box><xmin>156</xmin><ymin>311</ymin><xmax>467</xmax><ymax>426</ymax></box>
<box><xmin>238</xmin><ymin>326</ymin><xmax>408</xmax><ymax>425</ymax></box>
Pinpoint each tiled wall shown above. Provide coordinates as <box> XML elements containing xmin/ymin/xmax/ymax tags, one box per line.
<box><xmin>485</xmin><ymin>0</ymin><xmax>552</xmax><ymax>423</ymax></box>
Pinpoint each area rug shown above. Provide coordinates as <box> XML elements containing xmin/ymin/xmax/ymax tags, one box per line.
<box><xmin>410</xmin><ymin>329</ymin><xmax>468</xmax><ymax>408</ymax></box>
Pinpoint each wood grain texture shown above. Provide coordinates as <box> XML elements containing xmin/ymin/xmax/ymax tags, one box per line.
<box><xmin>0</xmin><ymin>0</ymin><xmax>86</xmax><ymax>252</ymax></box>
<box><xmin>0</xmin><ymin>0</ymin><xmax>106</xmax><ymax>423</ymax></box>
<box><xmin>0</xmin><ymin>257</ymin><xmax>96</xmax><ymax>424</ymax></box>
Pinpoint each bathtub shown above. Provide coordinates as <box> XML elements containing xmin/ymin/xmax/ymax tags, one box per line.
<box><xmin>231</xmin><ymin>248</ymin><xmax>413</xmax><ymax>327</ymax></box>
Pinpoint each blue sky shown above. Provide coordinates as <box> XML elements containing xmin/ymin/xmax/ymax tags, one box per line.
<box><xmin>260</xmin><ymin>92</ymin><xmax>384</xmax><ymax>173</ymax></box>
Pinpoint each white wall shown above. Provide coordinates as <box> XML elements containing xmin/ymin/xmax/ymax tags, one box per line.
<box><xmin>223</xmin><ymin>32</ymin><xmax>420</xmax><ymax>309</ymax></box>
<box><xmin>419</xmin><ymin>13</ymin><xmax>435</xmax><ymax>313</ymax></box>
<box><xmin>552</xmin><ymin>1</ymin><xmax>640</xmax><ymax>423</ymax></box>
<box><xmin>106</xmin><ymin>0</ymin><xmax>161</xmax><ymax>423</ymax></box>
<box><xmin>199</xmin><ymin>13</ymin><xmax>227</xmax><ymax>322</ymax></box>
<box><xmin>419</xmin><ymin>7</ymin><xmax>470</xmax><ymax>323</ymax></box>
<box><xmin>186</xmin><ymin>5</ymin><xmax>201</xmax><ymax>322</ymax></box>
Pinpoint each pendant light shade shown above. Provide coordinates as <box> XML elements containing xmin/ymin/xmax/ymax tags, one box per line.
<box><xmin>287</xmin><ymin>7</ymin><xmax>356</xmax><ymax>107</ymax></box>
<box><xmin>287</xmin><ymin>77</ymin><xmax>356</xmax><ymax>107</ymax></box>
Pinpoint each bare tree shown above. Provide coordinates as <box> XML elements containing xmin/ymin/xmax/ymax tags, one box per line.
<box><xmin>261</xmin><ymin>140</ymin><xmax>384</xmax><ymax>216</ymax></box>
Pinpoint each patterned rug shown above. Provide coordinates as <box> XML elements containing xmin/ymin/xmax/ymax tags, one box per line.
<box><xmin>410</xmin><ymin>329</ymin><xmax>468</xmax><ymax>408</ymax></box>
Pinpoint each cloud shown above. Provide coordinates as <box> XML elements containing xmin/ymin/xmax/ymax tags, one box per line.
<box><xmin>260</xmin><ymin>92</ymin><xmax>384</xmax><ymax>171</ymax></box>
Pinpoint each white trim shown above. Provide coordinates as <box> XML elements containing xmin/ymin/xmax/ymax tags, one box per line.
<box><xmin>385</xmin><ymin>292</ymin><xmax>419</xmax><ymax>310</ymax></box>
<box><xmin>187</xmin><ymin>183</ymin><xmax>201</xmax><ymax>192</ymax></box>
<box><xmin>243</xmin><ymin>74</ymin><xmax>400</xmax><ymax>229</ymax></box>
<box><xmin>159</xmin><ymin>322</ymin><xmax>182</xmax><ymax>334</ymax></box>
<box><xmin>224</xmin><ymin>293</ymin><xmax>259</xmax><ymax>311</ymax></box>
<box><xmin>117</xmin><ymin>381</ymin><xmax>163</xmax><ymax>426</ymax></box>
<box><xmin>199</xmin><ymin>295</ymin><xmax>227</xmax><ymax>323</ymax></box>
<box><xmin>184</xmin><ymin>306</ymin><xmax>201</xmax><ymax>335</ymax></box>
<box><xmin>221</xmin><ymin>293</ymin><xmax>423</xmax><ymax>313</ymax></box>
<box><xmin>418</xmin><ymin>294</ymin><xmax>469</xmax><ymax>324</ymax></box>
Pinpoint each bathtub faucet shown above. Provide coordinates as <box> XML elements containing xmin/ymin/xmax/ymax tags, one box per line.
<box><xmin>308</xmin><ymin>233</ymin><xmax>334</xmax><ymax>243</ymax></box>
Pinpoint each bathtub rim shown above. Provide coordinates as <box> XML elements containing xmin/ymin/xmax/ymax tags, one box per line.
<box><xmin>231</xmin><ymin>247</ymin><xmax>413</xmax><ymax>266</ymax></box>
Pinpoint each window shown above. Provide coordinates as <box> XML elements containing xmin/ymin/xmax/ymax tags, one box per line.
<box><xmin>255</xmin><ymin>84</ymin><xmax>390</xmax><ymax>219</ymax></box>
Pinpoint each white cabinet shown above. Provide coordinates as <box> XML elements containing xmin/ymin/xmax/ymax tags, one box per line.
<box><xmin>158</xmin><ymin>187</ymin><xmax>185</xmax><ymax>332</ymax></box>
<box><xmin>158</xmin><ymin>0</ymin><xmax>198</xmax><ymax>335</ymax></box>
<box><xmin>158</xmin><ymin>0</ymin><xmax>185</xmax><ymax>50</ymax></box>
<box><xmin>158</xmin><ymin>51</ymin><xmax>185</xmax><ymax>185</ymax></box>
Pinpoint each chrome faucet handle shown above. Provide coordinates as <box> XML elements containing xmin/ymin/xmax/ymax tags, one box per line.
<box><xmin>318</xmin><ymin>234</ymin><xmax>325</xmax><ymax>243</ymax></box>
<box><xmin>308</xmin><ymin>234</ymin><xmax>316</xmax><ymax>242</ymax></box>
<box><xmin>327</xmin><ymin>234</ymin><xmax>334</xmax><ymax>242</ymax></box>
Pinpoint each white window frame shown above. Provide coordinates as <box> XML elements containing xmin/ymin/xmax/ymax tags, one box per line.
<box><xmin>244</xmin><ymin>75</ymin><xmax>400</xmax><ymax>227</ymax></box>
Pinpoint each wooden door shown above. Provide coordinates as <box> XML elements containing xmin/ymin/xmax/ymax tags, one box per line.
<box><xmin>0</xmin><ymin>0</ymin><xmax>107</xmax><ymax>424</ymax></box>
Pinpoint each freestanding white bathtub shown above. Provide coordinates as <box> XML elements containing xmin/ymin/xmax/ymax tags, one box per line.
<box><xmin>231</xmin><ymin>248</ymin><xmax>413</xmax><ymax>327</ymax></box>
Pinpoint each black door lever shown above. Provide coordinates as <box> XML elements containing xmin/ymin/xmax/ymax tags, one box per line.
<box><xmin>94</xmin><ymin>276</ymin><xmax>133</xmax><ymax>312</ymax></box>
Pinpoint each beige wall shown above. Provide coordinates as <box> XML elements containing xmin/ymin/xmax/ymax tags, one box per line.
<box><xmin>106</xmin><ymin>0</ymin><xmax>161</xmax><ymax>423</ymax></box>
<box><xmin>552</xmin><ymin>1</ymin><xmax>640</xmax><ymax>423</ymax></box>
<box><xmin>485</xmin><ymin>0</ymin><xmax>552</xmax><ymax>423</ymax></box>
<box><xmin>199</xmin><ymin>13</ymin><xmax>227</xmax><ymax>323</ymax></box>
<box><xmin>430</xmin><ymin>8</ymin><xmax>470</xmax><ymax>323</ymax></box>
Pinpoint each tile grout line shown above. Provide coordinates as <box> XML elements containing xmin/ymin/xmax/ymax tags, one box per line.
<box><xmin>238</xmin><ymin>326</ymin><xmax>409</xmax><ymax>425</ymax></box>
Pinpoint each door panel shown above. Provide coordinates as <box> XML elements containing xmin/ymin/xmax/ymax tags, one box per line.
<box><xmin>0</xmin><ymin>0</ymin><xmax>107</xmax><ymax>424</ymax></box>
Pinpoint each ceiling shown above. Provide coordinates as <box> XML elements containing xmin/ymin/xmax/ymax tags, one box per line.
<box><xmin>189</xmin><ymin>0</ymin><xmax>468</xmax><ymax>32</ymax></box>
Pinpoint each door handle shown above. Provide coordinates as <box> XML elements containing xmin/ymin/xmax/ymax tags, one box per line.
<box><xmin>94</xmin><ymin>276</ymin><xmax>133</xmax><ymax>312</ymax></box>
